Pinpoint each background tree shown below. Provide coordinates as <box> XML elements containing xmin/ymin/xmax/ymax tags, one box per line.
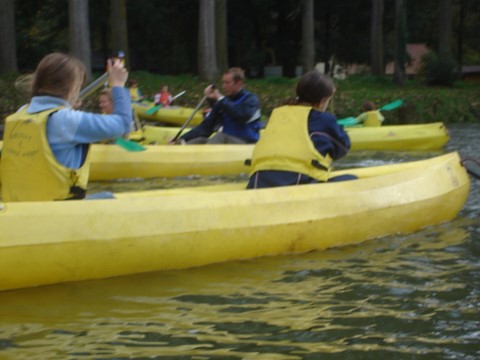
<box><xmin>215</xmin><ymin>0</ymin><xmax>228</xmax><ymax>72</ymax></box>
<box><xmin>4</xmin><ymin>0</ymin><xmax>480</xmax><ymax>79</ymax></box>
<box><xmin>301</xmin><ymin>0</ymin><xmax>315</xmax><ymax>73</ymax></box>
<box><xmin>198</xmin><ymin>0</ymin><xmax>218</xmax><ymax>81</ymax></box>
<box><xmin>69</xmin><ymin>0</ymin><xmax>91</xmax><ymax>79</ymax></box>
<box><xmin>370</xmin><ymin>0</ymin><xmax>384</xmax><ymax>76</ymax></box>
<box><xmin>393</xmin><ymin>0</ymin><xmax>407</xmax><ymax>85</ymax></box>
<box><xmin>438</xmin><ymin>0</ymin><xmax>452</xmax><ymax>60</ymax></box>
<box><xmin>0</xmin><ymin>0</ymin><xmax>18</xmax><ymax>73</ymax></box>
<box><xmin>277</xmin><ymin>1</ymin><xmax>301</xmax><ymax>77</ymax></box>
<box><xmin>111</xmin><ymin>0</ymin><xmax>129</xmax><ymax>64</ymax></box>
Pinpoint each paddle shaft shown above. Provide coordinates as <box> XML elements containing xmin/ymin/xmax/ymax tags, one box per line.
<box><xmin>171</xmin><ymin>90</ymin><xmax>186</xmax><ymax>102</ymax></box>
<box><xmin>79</xmin><ymin>72</ymin><xmax>108</xmax><ymax>100</ymax></box>
<box><xmin>171</xmin><ymin>94</ymin><xmax>208</xmax><ymax>142</ymax></box>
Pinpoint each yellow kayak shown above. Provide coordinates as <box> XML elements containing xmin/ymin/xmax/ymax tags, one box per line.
<box><xmin>132</xmin><ymin>100</ymin><xmax>204</xmax><ymax>126</ymax></box>
<box><xmin>0</xmin><ymin>142</ymin><xmax>252</xmax><ymax>180</ymax></box>
<box><xmin>347</xmin><ymin>122</ymin><xmax>449</xmax><ymax>151</ymax></box>
<box><xmin>88</xmin><ymin>144</ymin><xmax>252</xmax><ymax>180</ymax></box>
<box><xmin>0</xmin><ymin>152</ymin><xmax>469</xmax><ymax>291</ymax></box>
<box><xmin>137</xmin><ymin>122</ymin><xmax>449</xmax><ymax>151</ymax></box>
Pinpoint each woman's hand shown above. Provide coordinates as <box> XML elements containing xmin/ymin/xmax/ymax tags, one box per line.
<box><xmin>107</xmin><ymin>58</ymin><xmax>128</xmax><ymax>87</ymax></box>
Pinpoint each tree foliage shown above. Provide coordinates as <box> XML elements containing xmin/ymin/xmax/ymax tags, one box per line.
<box><xmin>2</xmin><ymin>0</ymin><xmax>478</xmax><ymax>80</ymax></box>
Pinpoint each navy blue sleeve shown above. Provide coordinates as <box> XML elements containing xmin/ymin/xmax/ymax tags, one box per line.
<box><xmin>308</xmin><ymin>110</ymin><xmax>351</xmax><ymax>160</ymax></box>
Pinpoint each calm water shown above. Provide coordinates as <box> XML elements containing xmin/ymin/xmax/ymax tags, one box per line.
<box><xmin>1</xmin><ymin>124</ymin><xmax>479</xmax><ymax>360</ymax></box>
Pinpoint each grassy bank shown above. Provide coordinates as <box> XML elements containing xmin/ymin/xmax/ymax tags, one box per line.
<box><xmin>1</xmin><ymin>72</ymin><xmax>479</xmax><ymax>125</ymax></box>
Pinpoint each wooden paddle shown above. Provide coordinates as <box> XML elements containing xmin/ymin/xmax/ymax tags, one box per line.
<box><xmin>170</xmin><ymin>94</ymin><xmax>208</xmax><ymax>143</ymax></box>
<box><xmin>79</xmin><ymin>72</ymin><xmax>109</xmax><ymax>99</ymax></box>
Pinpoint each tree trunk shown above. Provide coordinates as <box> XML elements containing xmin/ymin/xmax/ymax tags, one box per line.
<box><xmin>457</xmin><ymin>0</ymin><xmax>465</xmax><ymax>67</ymax></box>
<box><xmin>370</xmin><ymin>0</ymin><xmax>384</xmax><ymax>76</ymax></box>
<box><xmin>438</xmin><ymin>0</ymin><xmax>452</xmax><ymax>60</ymax></box>
<box><xmin>323</xmin><ymin>2</ymin><xmax>332</xmax><ymax>74</ymax></box>
<box><xmin>198</xmin><ymin>0</ymin><xmax>218</xmax><ymax>81</ymax></box>
<box><xmin>0</xmin><ymin>0</ymin><xmax>17</xmax><ymax>73</ymax></box>
<box><xmin>111</xmin><ymin>0</ymin><xmax>129</xmax><ymax>65</ymax></box>
<box><xmin>69</xmin><ymin>0</ymin><xmax>92</xmax><ymax>79</ymax></box>
<box><xmin>301</xmin><ymin>0</ymin><xmax>315</xmax><ymax>73</ymax></box>
<box><xmin>215</xmin><ymin>0</ymin><xmax>228</xmax><ymax>73</ymax></box>
<box><xmin>393</xmin><ymin>0</ymin><xmax>407</xmax><ymax>85</ymax></box>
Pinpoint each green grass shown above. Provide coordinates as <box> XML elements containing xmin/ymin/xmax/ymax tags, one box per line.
<box><xmin>1</xmin><ymin>72</ymin><xmax>479</xmax><ymax>125</ymax></box>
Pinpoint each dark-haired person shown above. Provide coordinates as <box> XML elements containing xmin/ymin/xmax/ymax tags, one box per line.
<box><xmin>178</xmin><ymin>67</ymin><xmax>261</xmax><ymax>144</ymax></box>
<box><xmin>1</xmin><ymin>52</ymin><xmax>132</xmax><ymax>202</ymax></box>
<box><xmin>356</xmin><ymin>100</ymin><xmax>384</xmax><ymax>126</ymax></box>
<box><xmin>247</xmin><ymin>71</ymin><xmax>356</xmax><ymax>189</ymax></box>
<box><xmin>128</xmin><ymin>79</ymin><xmax>144</xmax><ymax>102</ymax></box>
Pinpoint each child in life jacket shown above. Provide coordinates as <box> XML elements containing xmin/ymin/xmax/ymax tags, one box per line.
<box><xmin>356</xmin><ymin>101</ymin><xmax>384</xmax><ymax>126</ymax></box>
<box><xmin>247</xmin><ymin>71</ymin><xmax>356</xmax><ymax>189</ymax></box>
<box><xmin>154</xmin><ymin>85</ymin><xmax>173</xmax><ymax>106</ymax></box>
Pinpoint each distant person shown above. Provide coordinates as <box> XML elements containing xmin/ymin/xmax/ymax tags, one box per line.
<box><xmin>247</xmin><ymin>70</ymin><xmax>356</xmax><ymax>189</ymax></box>
<box><xmin>178</xmin><ymin>67</ymin><xmax>261</xmax><ymax>144</ymax></box>
<box><xmin>356</xmin><ymin>101</ymin><xmax>384</xmax><ymax>126</ymax></box>
<box><xmin>1</xmin><ymin>52</ymin><xmax>132</xmax><ymax>202</ymax></box>
<box><xmin>129</xmin><ymin>80</ymin><xmax>144</xmax><ymax>102</ymax></box>
<box><xmin>99</xmin><ymin>88</ymin><xmax>114</xmax><ymax>114</ymax></box>
<box><xmin>154</xmin><ymin>85</ymin><xmax>173</xmax><ymax>106</ymax></box>
<box><xmin>99</xmin><ymin>88</ymin><xmax>141</xmax><ymax>134</ymax></box>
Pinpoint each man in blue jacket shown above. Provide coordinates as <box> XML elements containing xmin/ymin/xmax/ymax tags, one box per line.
<box><xmin>179</xmin><ymin>67</ymin><xmax>262</xmax><ymax>144</ymax></box>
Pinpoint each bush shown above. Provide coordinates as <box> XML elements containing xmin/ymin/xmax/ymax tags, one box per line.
<box><xmin>419</xmin><ymin>52</ymin><xmax>459</xmax><ymax>87</ymax></box>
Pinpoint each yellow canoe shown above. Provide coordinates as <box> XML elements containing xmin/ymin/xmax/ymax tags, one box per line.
<box><xmin>0</xmin><ymin>152</ymin><xmax>469</xmax><ymax>291</ymax></box>
<box><xmin>132</xmin><ymin>100</ymin><xmax>204</xmax><ymax>126</ymax></box>
<box><xmin>0</xmin><ymin>142</ymin><xmax>252</xmax><ymax>180</ymax></box>
<box><xmin>88</xmin><ymin>144</ymin><xmax>252</xmax><ymax>180</ymax></box>
<box><xmin>137</xmin><ymin>122</ymin><xmax>449</xmax><ymax>151</ymax></box>
<box><xmin>347</xmin><ymin>122</ymin><xmax>449</xmax><ymax>150</ymax></box>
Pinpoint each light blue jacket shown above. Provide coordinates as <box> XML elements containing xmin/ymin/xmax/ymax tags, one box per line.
<box><xmin>25</xmin><ymin>86</ymin><xmax>132</xmax><ymax>169</ymax></box>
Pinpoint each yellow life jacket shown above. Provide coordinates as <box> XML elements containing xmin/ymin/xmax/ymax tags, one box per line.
<box><xmin>363</xmin><ymin>110</ymin><xmax>383</xmax><ymax>127</ymax></box>
<box><xmin>249</xmin><ymin>105</ymin><xmax>332</xmax><ymax>182</ymax></box>
<box><xmin>129</xmin><ymin>87</ymin><xmax>141</xmax><ymax>101</ymax></box>
<box><xmin>1</xmin><ymin>107</ymin><xmax>90</xmax><ymax>202</ymax></box>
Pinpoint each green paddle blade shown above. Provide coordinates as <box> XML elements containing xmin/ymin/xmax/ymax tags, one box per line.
<box><xmin>114</xmin><ymin>138</ymin><xmax>146</xmax><ymax>151</ymax></box>
<box><xmin>380</xmin><ymin>99</ymin><xmax>403</xmax><ymax>111</ymax></box>
<box><xmin>337</xmin><ymin>117</ymin><xmax>359</xmax><ymax>127</ymax></box>
<box><xmin>145</xmin><ymin>104</ymin><xmax>162</xmax><ymax>115</ymax></box>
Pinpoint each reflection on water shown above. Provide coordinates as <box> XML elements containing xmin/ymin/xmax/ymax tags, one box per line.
<box><xmin>0</xmin><ymin>124</ymin><xmax>479</xmax><ymax>359</ymax></box>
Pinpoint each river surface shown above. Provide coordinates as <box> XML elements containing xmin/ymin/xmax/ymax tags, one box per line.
<box><xmin>1</xmin><ymin>124</ymin><xmax>479</xmax><ymax>359</ymax></box>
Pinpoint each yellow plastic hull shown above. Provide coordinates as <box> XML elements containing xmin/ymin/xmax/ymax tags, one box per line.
<box><xmin>88</xmin><ymin>144</ymin><xmax>253</xmax><ymax>180</ymax></box>
<box><xmin>0</xmin><ymin>142</ymin><xmax>252</xmax><ymax>180</ymax></box>
<box><xmin>0</xmin><ymin>122</ymin><xmax>452</xmax><ymax>181</ymax></box>
<box><xmin>0</xmin><ymin>152</ymin><xmax>469</xmax><ymax>291</ymax></box>
<box><xmin>347</xmin><ymin>122</ymin><xmax>449</xmax><ymax>151</ymax></box>
<box><xmin>138</xmin><ymin>122</ymin><xmax>449</xmax><ymax>150</ymax></box>
<box><xmin>132</xmin><ymin>101</ymin><xmax>204</xmax><ymax>126</ymax></box>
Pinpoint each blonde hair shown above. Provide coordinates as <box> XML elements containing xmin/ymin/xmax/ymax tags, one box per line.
<box><xmin>32</xmin><ymin>52</ymin><xmax>87</xmax><ymax>103</ymax></box>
